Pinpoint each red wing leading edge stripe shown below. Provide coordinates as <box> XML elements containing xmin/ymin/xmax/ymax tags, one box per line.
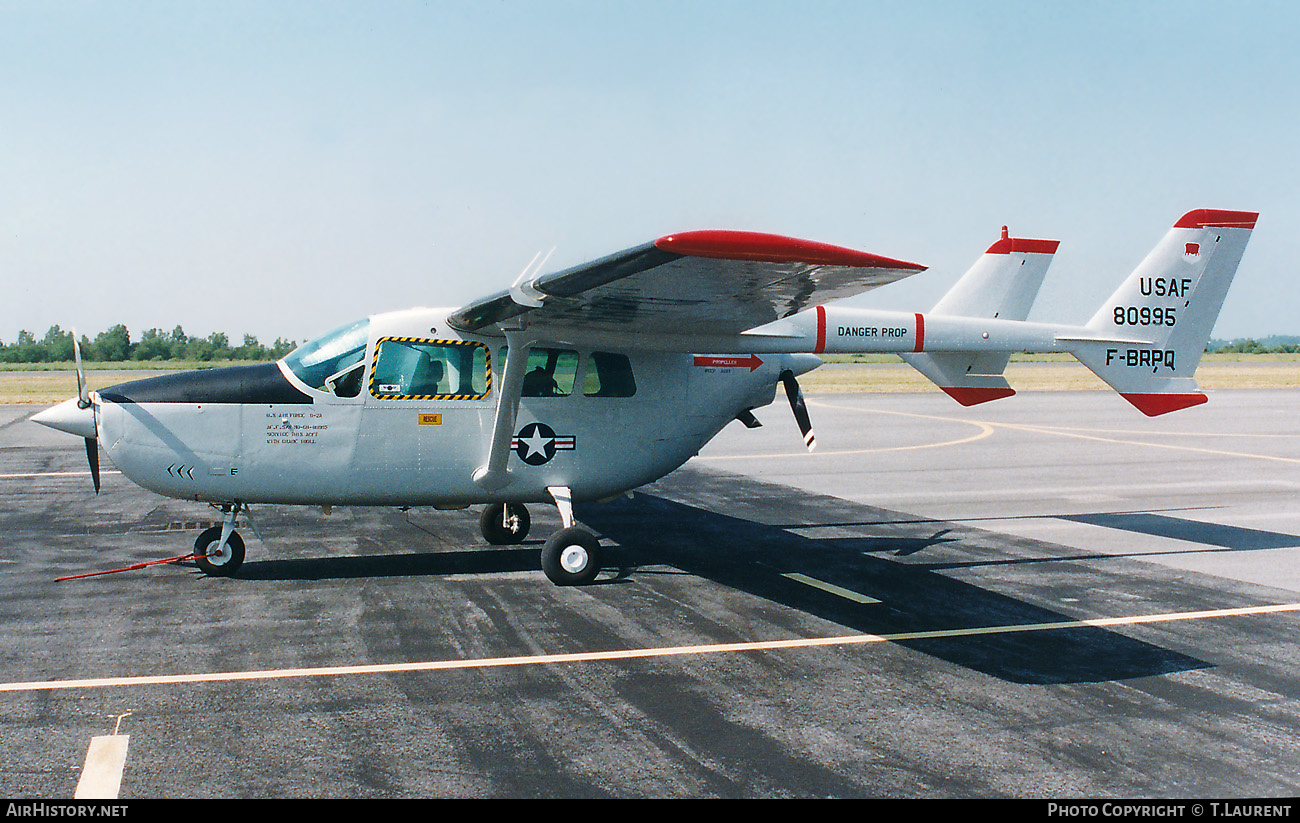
<box><xmin>655</xmin><ymin>231</ymin><xmax>926</xmax><ymax>271</ymax></box>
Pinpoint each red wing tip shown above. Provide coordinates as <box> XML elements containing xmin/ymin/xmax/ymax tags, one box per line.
<box><xmin>655</xmin><ymin>230</ymin><xmax>926</xmax><ymax>271</ymax></box>
<box><xmin>941</xmin><ymin>386</ymin><xmax>1016</xmax><ymax>406</ymax></box>
<box><xmin>1120</xmin><ymin>392</ymin><xmax>1208</xmax><ymax>416</ymax></box>
<box><xmin>984</xmin><ymin>237</ymin><xmax>1060</xmax><ymax>255</ymax></box>
<box><xmin>1174</xmin><ymin>209</ymin><xmax>1259</xmax><ymax>230</ymax></box>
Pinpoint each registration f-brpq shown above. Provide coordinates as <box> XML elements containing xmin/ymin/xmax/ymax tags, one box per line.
<box><xmin>34</xmin><ymin>208</ymin><xmax>1257</xmax><ymax>585</ymax></box>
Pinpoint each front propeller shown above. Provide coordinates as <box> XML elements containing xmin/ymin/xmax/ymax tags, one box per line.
<box><xmin>779</xmin><ymin>369</ymin><xmax>816</xmax><ymax>452</ymax></box>
<box><xmin>33</xmin><ymin>333</ymin><xmax>101</xmax><ymax>493</ymax></box>
<box><xmin>84</xmin><ymin>435</ymin><xmax>101</xmax><ymax>494</ymax></box>
<box><xmin>72</xmin><ymin>333</ymin><xmax>101</xmax><ymax>493</ymax></box>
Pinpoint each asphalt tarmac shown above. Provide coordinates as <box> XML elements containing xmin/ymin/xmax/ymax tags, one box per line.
<box><xmin>2</xmin><ymin>389</ymin><xmax>1299</xmax><ymax>799</ymax></box>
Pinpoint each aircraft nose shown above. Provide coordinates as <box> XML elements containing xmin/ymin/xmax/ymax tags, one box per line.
<box><xmin>32</xmin><ymin>397</ymin><xmax>98</xmax><ymax>439</ymax></box>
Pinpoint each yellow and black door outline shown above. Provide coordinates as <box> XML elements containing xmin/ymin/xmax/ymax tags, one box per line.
<box><xmin>369</xmin><ymin>338</ymin><xmax>492</xmax><ymax>400</ymax></box>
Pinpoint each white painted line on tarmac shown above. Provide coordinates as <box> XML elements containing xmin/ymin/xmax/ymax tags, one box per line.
<box><xmin>2</xmin><ymin>603</ymin><xmax>1296</xmax><ymax>695</ymax></box>
<box><xmin>74</xmin><ymin>735</ymin><xmax>129</xmax><ymax>799</ymax></box>
<box><xmin>0</xmin><ymin>470</ymin><xmax>121</xmax><ymax>479</ymax></box>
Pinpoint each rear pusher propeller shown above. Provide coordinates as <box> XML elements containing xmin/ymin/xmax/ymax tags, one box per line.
<box><xmin>780</xmin><ymin>369</ymin><xmax>816</xmax><ymax>452</ymax></box>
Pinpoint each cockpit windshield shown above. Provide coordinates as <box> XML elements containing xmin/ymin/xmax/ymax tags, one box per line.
<box><xmin>281</xmin><ymin>317</ymin><xmax>370</xmax><ymax>397</ymax></box>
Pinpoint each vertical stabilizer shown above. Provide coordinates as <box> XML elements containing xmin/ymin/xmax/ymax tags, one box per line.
<box><xmin>1069</xmin><ymin>209</ymin><xmax>1257</xmax><ymax>415</ymax></box>
<box><xmin>904</xmin><ymin>227</ymin><xmax>1059</xmax><ymax>405</ymax></box>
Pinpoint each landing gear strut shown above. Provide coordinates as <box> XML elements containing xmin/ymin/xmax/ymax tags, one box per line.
<box><xmin>480</xmin><ymin>502</ymin><xmax>531</xmax><ymax>544</ymax></box>
<box><xmin>195</xmin><ymin>503</ymin><xmax>245</xmax><ymax>577</ymax></box>
<box><xmin>539</xmin><ymin>486</ymin><xmax>602</xmax><ymax>586</ymax></box>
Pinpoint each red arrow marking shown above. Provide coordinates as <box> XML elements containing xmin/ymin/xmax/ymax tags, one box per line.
<box><xmin>693</xmin><ymin>355</ymin><xmax>764</xmax><ymax>372</ymax></box>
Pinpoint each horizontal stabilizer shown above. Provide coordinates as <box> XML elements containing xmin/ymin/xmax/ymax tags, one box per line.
<box><xmin>902</xmin><ymin>352</ymin><xmax>1017</xmax><ymax>405</ymax></box>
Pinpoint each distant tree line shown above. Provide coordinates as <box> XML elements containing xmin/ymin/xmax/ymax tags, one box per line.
<box><xmin>1209</xmin><ymin>340</ymin><xmax>1300</xmax><ymax>354</ymax></box>
<box><xmin>1207</xmin><ymin>336</ymin><xmax>1300</xmax><ymax>354</ymax></box>
<box><xmin>0</xmin><ymin>325</ymin><xmax>297</xmax><ymax>363</ymax></box>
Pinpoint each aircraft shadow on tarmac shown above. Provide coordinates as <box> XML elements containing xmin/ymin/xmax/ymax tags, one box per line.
<box><xmin>225</xmin><ymin>468</ymin><xmax>1213</xmax><ymax>687</ymax></box>
<box><xmin>571</xmin><ymin>477</ymin><xmax>1212</xmax><ymax>687</ymax></box>
<box><xmin>233</xmin><ymin>543</ymin><xmax>544</xmax><ymax>581</ymax></box>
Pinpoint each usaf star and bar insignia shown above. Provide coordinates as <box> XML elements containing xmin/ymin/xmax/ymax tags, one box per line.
<box><xmin>512</xmin><ymin>422</ymin><xmax>576</xmax><ymax>466</ymax></box>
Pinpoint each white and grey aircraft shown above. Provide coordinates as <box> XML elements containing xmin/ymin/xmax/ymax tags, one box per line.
<box><xmin>34</xmin><ymin>208</ymin><xmax>1257</xmax><ymax>585</ymax></box>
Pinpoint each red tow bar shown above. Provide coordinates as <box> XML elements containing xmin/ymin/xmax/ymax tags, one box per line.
<box><xmin>56</xmin><ymin>553</ymin><xmax>202</xmax><ymax>582</ymax></box>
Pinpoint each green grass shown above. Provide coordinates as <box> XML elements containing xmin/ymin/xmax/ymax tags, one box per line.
<box><xmin>2</xmin><ymin>359</ymin><xmax>269</xmax><ymax>371</ymax></box>
<box><xmin>0</xmin><ymin>361</ymin><xmax>271</xmax><ymax>404</ymax></box>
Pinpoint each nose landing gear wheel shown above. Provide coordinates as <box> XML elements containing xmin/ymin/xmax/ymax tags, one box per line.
<box><xmin>541</xmin><ymin>526</ymin><xmax>601</xmax><ymax>586</ymax></box>
<box><xmin>480</xmin><ymin>502</ymin><xmax>531</xmax><ymax>545</ymax></box>
<box><xmin>194</xmin><ymin>526</ymin><xmax>245</xmax><ymax>577</ymax></box>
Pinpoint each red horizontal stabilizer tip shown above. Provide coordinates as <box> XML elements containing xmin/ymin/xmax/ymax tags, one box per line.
<box><xmin>1120</xmin><ymin>392</ymin><xmax>1208</xmax><ymax>416</ymax></box>
<box><xmin>941</xmin><ymin>386</ymin><xmax>1016</xmax><ymax>406</ymax></box>
<box><xmin>655</xmin><ymin>230</ymin><xmax>926</xmax><ymax>270</ymax></box>
<box><xmin>984</xmin><ymin>237</ymin><xmax>1060</xmax><ymax>255</ymax></box>
<box><xmin>1173</xmin><ymin>209</ymin><xmax>1259</xmax><ymax>230</ymax></box>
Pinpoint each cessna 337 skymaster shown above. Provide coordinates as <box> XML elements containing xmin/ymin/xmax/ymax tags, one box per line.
<box><xmin>33</xmin><ymin>208</ymin><xmax>1257</xmax><ymax>585</ymax></box>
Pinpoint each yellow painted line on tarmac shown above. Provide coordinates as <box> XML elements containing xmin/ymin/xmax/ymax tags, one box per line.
<box><xmin>701</xmin><ymin>399</ymin><xmax>1300</xmax><ymax>465</ymax></box>
<box><xmin>811</xmin><ymin>399</ymin><xmax>1300</xmax><ymax>464</ymax></box>
<box><xmin>698</xmin><ymin>403</ymin><xmax>994</xmax><ymax>461</ymax></box>
<box><xmin>993</xmin><ymin>420</ymin><xmax>1300</xmax><ymax>465</ymax></box>
<box><xmin>2</xmin><ymin>603</ymin><xmax>1296</xmax><ymax>695</ymax></box>
<box><xmin>782</xmin><ymin>572</ymin><xmax>882</xmax><ymax>604</ymax></box>
<box><xmin>1016</xmin><ymin>424</ymin><xmax>1300</xmax><ymax>440</ymax></box>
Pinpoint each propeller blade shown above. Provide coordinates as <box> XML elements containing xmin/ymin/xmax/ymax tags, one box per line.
<box><xmin>84</xmin><ymin>437</ymin><xmax>101</xmax><ymax>494</ymax></box>
<box><xmin>72</xmin><ymin>331</ymin><xmax>100</xmax><ymax>492</ymax></box>
<box><xmin>780</xmin><ymin>370</ymin><xmax>816</xmax><ymax>452</ymax></box>
<box><xmin>72</xmin><ymin>332</ymin><xmax>90</xmax><ymax>409</ymax></box>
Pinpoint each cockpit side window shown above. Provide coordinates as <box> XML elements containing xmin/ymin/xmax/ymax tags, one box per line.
<box><xmin>583</xmin><ymin>352</ymin><xmax>636</xmax><ymax>397</ymax></box>
<box><xmin>498</xmin><ymin>346</ymin><xmax>580</xmax><ymax>397</ymax></box>
<box><xmin>370</xmin><ymin>338</ymin><xmax>490</xmax><ymax>400</ymax></box>
<box><xmin>282</xmin><ymin>318</ymin><xmax>370</xmax><ymax>398</ymax></box>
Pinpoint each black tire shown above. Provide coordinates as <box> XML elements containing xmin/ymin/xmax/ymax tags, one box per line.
<box><xmin>480</xmin><ymin>503</ymin><xmax>531</xmax><ymax>545</ymax></box>
<box><xmin>194</xmin><ymin>526</ymin><xmax>245</xmax><ymax>577</ymax></box>
<box><xmin>541</xmin><ymin>526</ymin><xmax>601</xmax><ymax>586</ymax></box>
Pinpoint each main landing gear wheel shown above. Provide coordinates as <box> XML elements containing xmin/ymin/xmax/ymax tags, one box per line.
<box><xmin>194</xmin><ymin>526</ymin><xmax>245</xmax><ymax>577</ymax></box>
<box><xmin>480</xmin><ymin>503</ymin><xmax>531</xmax><ymax>545</ymax></box>
<box><xmin>541</xmin><ymin>526</ymin><xmax>601</xmax><ymax>586</ymax></box>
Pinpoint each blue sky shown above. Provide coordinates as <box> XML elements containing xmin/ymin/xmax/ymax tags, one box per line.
<box><xmin>2</xmin><ymin>0</ymin><xmax>1296</xmax><ymax>346</ymax></box>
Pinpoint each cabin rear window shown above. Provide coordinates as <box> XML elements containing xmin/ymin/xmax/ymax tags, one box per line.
<box><xmin>370</xmin><ymin>339</ymin><xmax>490</xmax><ymax>400</ymax></box>
<box><xmin>583</xmin><ymin>352</ymin><xmax>636</xmax><ymax>397</ymax></box>
<box><xmin>282</xmin><ymin>317</ymin><xmax>370</xmax><ymax>397</ymax></box>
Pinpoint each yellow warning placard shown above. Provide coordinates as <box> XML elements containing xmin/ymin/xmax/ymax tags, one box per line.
<box><xmin>418</xmin><ymin>414</ymin><xmax>442</xmax><ymax>426</ymax></box>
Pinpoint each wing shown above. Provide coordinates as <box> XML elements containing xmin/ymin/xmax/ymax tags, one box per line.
<box><xmin>446</xmin><ymin>230</ymin><xmax>926</xmax><ymax>338</ymax></box>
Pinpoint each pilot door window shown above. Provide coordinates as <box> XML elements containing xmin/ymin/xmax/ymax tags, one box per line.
<box><xmin>370</xmin><ymin>339</ymin><xmax>490</xmax><ymax>400</ymax></box>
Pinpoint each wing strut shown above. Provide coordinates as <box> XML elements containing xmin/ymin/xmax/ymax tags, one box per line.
<box><xmin>473</xmin><ymin>331</ymin><xmax>532</xmax><ymax>491</ymax></box>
